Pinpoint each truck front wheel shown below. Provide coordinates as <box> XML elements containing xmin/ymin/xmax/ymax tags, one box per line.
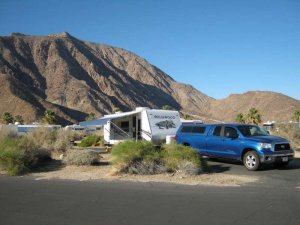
<box><xmin>243</xmin><ymin>151</ymin><xmax>260</xmax><ymax>171</ymax></box>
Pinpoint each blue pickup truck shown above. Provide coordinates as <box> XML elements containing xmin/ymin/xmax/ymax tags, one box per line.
<box><xmin>175</xmin><ymin>123</ymin><xmax>295</xmax><ymax>171</ymax></box>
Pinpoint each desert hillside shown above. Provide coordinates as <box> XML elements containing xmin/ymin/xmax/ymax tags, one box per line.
<box><xmin>211</xmin><ymin>91</ymin><xmax>300</xmax><ymax>122</ymax></box>
<box><xmin>0</xmin><ymin>32</ymin><xmax>211</xmax><ymax>124</ymax></box>
<box><xmin>0</xmin><ymin>32</ymin><xmax>299</xmax><ymax>124</ymax></box>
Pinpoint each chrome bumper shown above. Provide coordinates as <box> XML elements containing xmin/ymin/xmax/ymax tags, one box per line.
<box><xmin>260</xmin><ymin>151</ymin><xmax>294</xmax><ymax>163</ymax></box>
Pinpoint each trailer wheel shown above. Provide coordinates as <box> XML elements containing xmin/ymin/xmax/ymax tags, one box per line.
<box><xmin>243</xmin><ymin>151</ymin><xmax>260</xmax><ymax>171</ymax></box>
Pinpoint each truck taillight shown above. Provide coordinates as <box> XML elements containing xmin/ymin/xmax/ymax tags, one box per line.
<box><xmin>174</xmin><ymin>135</ymin><xmax>178</xmax><ymax>142</ymax></box>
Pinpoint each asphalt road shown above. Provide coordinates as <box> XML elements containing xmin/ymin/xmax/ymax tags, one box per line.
<box><xmin>208</xmin><ymin>154</ymin><xmax>300</xmax><ymax>188</ymax></box>
<box><xmin>0</xmin><ymin>155</ymin><xmax>299</xmax><ymax>225</ymax></box>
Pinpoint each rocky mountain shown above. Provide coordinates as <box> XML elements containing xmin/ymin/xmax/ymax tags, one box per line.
<box><xmin>0</xmin><ymin>32</ymin><xmax>299</xmax><ymax>125</ymax></box>
<box><xmin>0</xmin><ymin>32</ymin><xmax>212</xmax><ymax>125</ymax></box>
<box><xmin>210</xmin><ymin>91</ymin><xmax>300</xmax><ymax>123</ymax></box>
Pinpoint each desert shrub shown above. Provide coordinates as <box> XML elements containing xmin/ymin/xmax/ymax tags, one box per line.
<box><xmin>0</xmin><ymin>150</ymin><xmax>29</xmax><ymax>176</ymax></box>
<box><xmin>18</xmin><ymin>135</ymin><xmax>51</xmax><ymax>164</ymax></box>
<box><xmin>112</xmin><ymin>141</ymin><xmax>205</xmax><ymax>175</ymax></box>
<box><xmin>127</xmin><ymin>160</ymin><xmax>168</xmax><ymax>175</ymax></box>
<box><xmin>162</xmin><ymin>143</ymin><xmax>204</xmax><ymax>174</ymax></box>
<box><xmin>273</xmin><ymin>124</ymin><xmax>300</xmax><ymax>148</ymax></box>
<box><xmin>26</xmin><ymin>128</ymin><xmax>87</xmax><ymax>153</ymax></box>
<box><xmin>63</xmin><ymin>149</ymin><xmax>99</xmax><ymax>166</ymax></box>
<box><xmin>53</xmin><ymin>130</ymin><xmax>85</xmax><ymax>153</ymax></box>
<box><xmin>0</xmin><ymin>135</ymin><xmax>50</xmax><ymax>175</ymax></box>
<box><xmin>26</xmin><ymin>127</ymin><xmax>57</xmax><ymax>151</ymax></box>
<box><xmin>78</xmin><ymin>134</ymin><xmax>102</xmax><ymax>147</ymax></box>
<box><xmin>52</xmin><ymin>130</ymin><xmax>71</xmax><ymax>152</ymax></box>
<box><xmin>0</xmin><ymin>126</ymin><xmax>18</xmax><ymax>139</ymax></box>
<box><xmin>112</xmin><ymin>140</ymin><xmax>163</xmax><ymax>174</ymax></box>
<box><xmin>98</xmin><ymin>135</ymin><xmax>104</xmax><ymax>147</ymax></box>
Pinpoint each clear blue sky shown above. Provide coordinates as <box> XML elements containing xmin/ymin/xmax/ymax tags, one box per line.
<box><xmin>1</xmin><ymin>0</ymin><xmax>299</xmax><ymax>100</ymax></box>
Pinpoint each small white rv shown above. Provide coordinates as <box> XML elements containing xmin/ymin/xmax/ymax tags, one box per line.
<box><xmin>80</xmin><ymin>107</ymin><xmax>182</xmax><ymax>145</ymax></box>
<box><xmin>64</xmin><ymin>124</ymin><xmax>102</xmax><ymax>134</ymax></box>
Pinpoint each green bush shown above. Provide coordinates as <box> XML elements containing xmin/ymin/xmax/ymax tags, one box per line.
<box><xmin>162</xmin><ymin>144</ymin><xmax>202</xmax><ymax>174</ymax></box>
<box><xmin>112</xmin><ymin>141</ymin><xmax>205</xmax><ymax>175</ymax></box>
<box><xmin>112</xmin><ymin>140</ymin><xmax>163</xmax><ymax>174</ymax></box>
<box><xmin>63</xmin><ymin>149</ymin><xmax>99</xmax><ymax>166</ymax></box>
<box><xmin>0</xmin><ymin>150</ymin><xmax>29</xmax><ymax>176</ymax></box>
<box><xmin>0</xmin><ymin>135</ymin><xmax>50</xmax><ymax>176</ymax></box>
<box><xmin>78</xmin><ymin>134</ymin><xmax>102</xmax><ymax>147</ymax></box>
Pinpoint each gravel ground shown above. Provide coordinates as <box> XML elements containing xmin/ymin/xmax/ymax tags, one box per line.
<box><xmin>4</xmin><ymin>149</ymin><xmax>297</xmax><ymax>186</ymax></box>
<box><xmin>29</xmin><ymin>153</ymin><xmax>258</xmax><ymax>186</ymax></box>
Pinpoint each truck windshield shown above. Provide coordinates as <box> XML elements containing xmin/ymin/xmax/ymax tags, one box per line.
<box><xmin>237</xmin><ymin>125</ymin><xmax>269</xmax><ymax>137</ymax></box>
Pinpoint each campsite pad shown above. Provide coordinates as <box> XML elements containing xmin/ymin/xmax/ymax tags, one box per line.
<box><xmin>29</xmin><ymin>153</ymin><xmax>258</xmax><ymax>186</ymax></box>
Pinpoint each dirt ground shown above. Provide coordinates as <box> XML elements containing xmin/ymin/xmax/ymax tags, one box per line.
<box><xmin>29</xmin><ymin>153</ymin><xmax>258</xmax><ymax>186</ymax></box>
<box><xmin>2</xmin><ymin>149</ymin><xmax>297</xmax><ymax>186</ymax></box>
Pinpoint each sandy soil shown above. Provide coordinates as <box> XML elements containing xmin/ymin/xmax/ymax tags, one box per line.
<box><xmin>29</xmin><ymin>153</ymin><xmax>258</xmax><ymax>186</ymax></box>
<box><xmin>3</xmin><ymin>150</ymin><xmax>298</xmax><ymax>186</ymax></box>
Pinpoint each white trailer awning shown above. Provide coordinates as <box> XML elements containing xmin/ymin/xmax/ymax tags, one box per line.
<box><xmin>79</xmin><ymin>118</ymin><xmax>110</xmax><ymax>126</ymax></box>
<box><xmin>79</xmin><ymin>110</ymin><xmax>140</xmax><ymax>126</ymax></box>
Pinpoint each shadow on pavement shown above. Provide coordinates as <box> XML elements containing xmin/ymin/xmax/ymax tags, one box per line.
<box><xmin>206</xmin><ymin>158</ymin><xmax>239</xmax><ymax>173</ymax></box>
<box><xmin>31</xmin><ymin>159</ymin><xmax>65</xmax><ymax>173</ymax></box>
<box><xmin>207</xmin><ymin>156</ymin><xmax>300</xmax><ymax>172</ymax></box>
<box><xmin>208</xmin><ymin>158</ymin><xmax>243</xmax><ymax>166</ymax></box>
<box><xmin>209</xmin><ymin>164</ymin><xmax>231</xmax><ymax>173</ymax></box>
<box><xmin>261</xmin><ymin>158</ymin><xmax>300</xmax><ymax>171</ymax></box>
<box><xmin>288</xmin><ymin>157</ymin><xmax>300</xmax><ymax>169</ymax></box>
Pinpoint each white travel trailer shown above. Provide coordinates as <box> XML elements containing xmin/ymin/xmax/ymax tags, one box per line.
<box><xmin>79</xmin><ymin>107</ymin><xmax>182</xmax><ymax>145</ymax></box>
<box><xmin>64</xmin><ymin>124</ymin><xmax>102</xmax><ymax>134</ymax></box>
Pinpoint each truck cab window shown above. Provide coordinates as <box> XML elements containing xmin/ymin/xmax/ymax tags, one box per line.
<box><xmin>224</xmin><ymin>127</ymin><xmax>238</xmax><ymax>138</ymax></box>
<box><xmin>180</xmin><ymin>126</ymin><xmax>193</xmax><ymax>133</ymax></box>
<box><xmin>192</xmin><ymin>126</ymin><xmax>206</xmax><ymax>134</ymax></box>
<box><xmin>213</xmin><ymin>126</ymin><xmax>222</xmax><ymax>136</ymax></box>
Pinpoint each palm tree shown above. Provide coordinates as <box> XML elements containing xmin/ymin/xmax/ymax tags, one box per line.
<box><xmin>14</xmin><ymin>115</ymin><xmax>24</xmax><ymax>124</ymax></box>
<box><xmin>162</xmin><ymin>105</ymin><xmax>173</xmax><ymax>110</ymax></box>
<box><xmin>112</xmin><ymin>107</ymin><xmax>121</xmax><ymax>113</ymax></box>
<box><xmin>292</xmin><ymin>110</ymin><xmax>300</xmax><ymax>122</ymax></box>
<box><xmin>246</xmin><ymin>108</ymin><xmax>262</xmax><ymax>125</ymax></box>
<box><xmin>85</xmin><ymin>112</ymin><xmax>96</xmax><ymax>121</ymax></box>
<box><xmin>43</xmin><ymin>110</ymin><xmax>56</xmax><ymax>124</ymax></box>
<box><xmin>235</xmin><ymin>113</ymin><xmax>245</xmax><ymax>124</ymax></box>
<box><xmin>2</xmin><ymin>112</ymin><xmax>14</xmax><ymax>124</ymax></box>
<box><xmin>183</xmin><ymin>113</ymin><xmax>192</xmax><ymax>120</ymax></box>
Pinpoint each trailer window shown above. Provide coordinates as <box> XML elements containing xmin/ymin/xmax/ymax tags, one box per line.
<box><xmin>192</xmin><ymin>126</ymin><xmax>206</xmax><ymax>134</ymax></box>
<box><xmin>180</xmin><ymin>126</ymin><xmax>193</xmax><ymax>133</ymax></box>
<box><xmin>121</xmin><ymin>121</ymin><xmax>130</xmax><ymax>132</ymax></box>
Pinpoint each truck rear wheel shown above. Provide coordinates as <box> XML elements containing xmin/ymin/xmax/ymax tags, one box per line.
<box><xmin>243</xmin><ymin>151</ymin><xmax>260</xmax><ymax>171</ymax></box>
